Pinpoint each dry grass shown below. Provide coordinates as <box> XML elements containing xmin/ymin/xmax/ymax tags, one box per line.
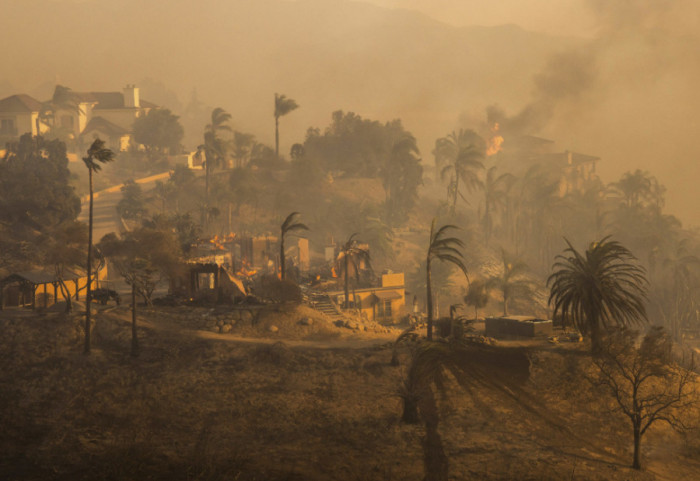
<box><xmin>0</xmin><ymin>309</ymin><xmax>697</xmax><ymax>480</ymax></box>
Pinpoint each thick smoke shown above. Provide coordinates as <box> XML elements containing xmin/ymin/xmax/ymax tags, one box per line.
<box><xmin>486</xmin><ymin>48</ymin><xmax>597</xmax><ymax>137</ymax></box>
<box><xmin>482</xmin><ymin>0</ymin><xmax>700</xmax><ymax>225</ymax></box>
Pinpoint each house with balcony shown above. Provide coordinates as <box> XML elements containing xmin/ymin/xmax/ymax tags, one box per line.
<box><xmin>0</xmin><ymin>85</ymin><xmax>157</xmax><ymax>152</ymax></box>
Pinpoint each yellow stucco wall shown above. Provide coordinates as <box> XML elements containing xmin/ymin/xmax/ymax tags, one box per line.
<box><xmin>381</xmin><ymin>272</ymin><xmax>404</xmax><ymax>288</ymax></box>
<box><xmin>337</xmin><ymin>285</ymin><xmax>406</xmax><ymax>324</ymax></box>
<box><xmin>30</xmin><ymin>266</ymin><xmax>109</xmax><ymax>306</ymax></box>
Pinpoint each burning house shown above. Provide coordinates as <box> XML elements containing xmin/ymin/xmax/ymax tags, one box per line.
<box><xmin>169</xmin><ymin>263</ymin><xmax>246</xmax><ymax>302</ymax></box>
<box><xmin>488</xmin><ymin>127</ymin><xmax>600</xmax><ymax>197</ymax></box>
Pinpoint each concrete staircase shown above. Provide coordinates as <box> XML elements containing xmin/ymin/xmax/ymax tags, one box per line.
<box><xmin>307</xmin><ymin>293</ymin><xmax>345</xmax><ymax>321</ymax></box>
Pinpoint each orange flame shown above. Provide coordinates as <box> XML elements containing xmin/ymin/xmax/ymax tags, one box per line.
<box><xmin>236</xmin><ymin>259</ymin><xmax>257</xmax><ymax>278</ymax></box>
<box><xmin>331</xmin><ymin>267</ymin><xmax>338</xmax><ymax>278</ymax></box>
<box><xmin>486</xmin><ymin>122</ymin><xmax>504</xmax><ymax>156</ymax></box>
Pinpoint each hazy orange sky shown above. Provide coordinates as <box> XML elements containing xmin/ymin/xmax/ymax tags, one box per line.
<box><xmin>4</xmin><ymin>0</ymin><xmax>700</xmax><ymax>226</ymax></box>
<box><xmin>353</xmin><ymin>0</ymin><xmax>596</xmax><ymax>36</ymax></box>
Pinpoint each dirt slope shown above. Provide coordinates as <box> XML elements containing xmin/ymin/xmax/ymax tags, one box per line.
<box><xmin>0</xmin><ymin>308</ymin><xmax>697</xmax><ymax>480</ymax></box>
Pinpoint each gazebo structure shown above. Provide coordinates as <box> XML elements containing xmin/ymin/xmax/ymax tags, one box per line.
<box><xmin>0</xmin><ymin>269</ymin><xmax>87</xmax><ymax>310</ymax></box>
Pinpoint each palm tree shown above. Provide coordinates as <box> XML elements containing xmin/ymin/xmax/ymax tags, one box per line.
<box><xmin>488</xmin><ymin>250</ymin><xmax>534</xmax><ymax>316</ymax></box>
<box><xmin>380</xmin><ymin>130</ymin><xmax>422</xmax><ymax>226</ymax></box>
<box><xmin>168</xmin><ymin>164</ymin><xmax>195</xmax><ymax>213</ymax></box>
<box><xmin>481</xmin><ymin>166</ymin><xmax>513</xmax><ymax>244</ymax></box>
<box><xmin>337</xmin><ymin>233</ymin><xmax>371</xmax><ymax>309</ymax></box>
<box><xmin>82</xmin><ymin>138</ymin><xmax>115</xmax><ymax>355</ymax></box>
<box><xmin>279</xmin><ymin>212</ymin><xmax>309</xmax><ymax>280</ymax></box>
<box><xmin>547</xmin><ymin>237</ymin><xmax>648</xmax><ymax>353</ymax></box>
<box><xmin>435</xmin><ymin>130</ymin><xmax>485</xmax><ymax>216</ymax></box>
<box><xmin>203</xmin><ymin>108</ymin><xmax>232</xmax><ymax>225</ymax></box>
<box><xmin>274</xmin><ymin>93</ymin><xmax>299</xmax><ymax>160</ymax></box>
<box><xmin>425</xmin><ymin>219</ymin><xmax>469</xmax><ymax>341</ymax></box>
<box><xmin>231</xmin><ymin>131</ymin><xmax>255</xmax><ymax>168</ymax></box>
<box><xmin>613</xmin><ymin>169</ymin><xmax>654</xmax><ymax>209</ymax></box>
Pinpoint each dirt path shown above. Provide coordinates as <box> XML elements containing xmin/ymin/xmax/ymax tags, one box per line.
<box><xmin>100</xmin><ymin>309</ymin><xmax>398</xmax><ymax>350</ymax></box>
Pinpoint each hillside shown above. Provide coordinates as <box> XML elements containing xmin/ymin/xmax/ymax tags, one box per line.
<box><xmin>0</xmin><ymin>0</ymin><xmax>574</xmax><ymax>151</ymax></box>
<box><xmin>1</xmin><ymin>307</ymin><xmax>698</xmax><ymax>480</ymax></box>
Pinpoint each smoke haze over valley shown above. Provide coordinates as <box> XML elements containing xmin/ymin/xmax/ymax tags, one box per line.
<box><xmin>3</xmin><ymin>0</ymin><xmax>698</xmax><ymax>224</ymax></box>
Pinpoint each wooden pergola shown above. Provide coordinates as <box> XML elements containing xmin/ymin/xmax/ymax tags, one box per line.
<box><xmin>0</xmin><ymin>269</ymin><xmax>84</xmax><ymax>310</ymax></box>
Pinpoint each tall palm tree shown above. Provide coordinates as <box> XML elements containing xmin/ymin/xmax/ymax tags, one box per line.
<box><xmin>613</xmin><ymin>169</ymin><xmax>654</xmax><ymax>209</ymax></box>
<box><xmin>168</xmin><ymin>164</ymin><xmax>195</xmax><ymax>213</ymax></box>
<box><xmin>547</xmin><ymin>237</ymin><xmax>648</xmax><ymax>353</ymax></box>
<box><xmin>279</xmin><ymin>212</ymin><xmax>309</xmax><ymax>280</ymax></box>
<box><xmin>82</xmin><ymin>138</ymin><xmax>115</xmax><ymax>355</ymax></box>
<box><xmin>426</xmin><ymin>219</ymin><xmax>469</xmax><ymax>341</ymax></box>
<box><xmin>380</xmin><ymin>131</ymin><xmax>422</xmax><ymax>227</ymax></box>
<box><xmin>231</xmin><ymin>131</ymin><xmax>255</xmax><ymax>168</ymax></box>
<box><xmin>274</xmin><ymin>93</ymin><xmax>299</xmax><ymax>160</ymax></box>
<box><xmin>436</xmin><ymin>130</ymin><xmax>485</xmax><ymax>216</ymax></box>
<box><xmin>203</xmin><ymin>108</ymin><xmax>232</xmax><ymax>225</ymax></box>
<box><xmin>337</xmin><ymin>233</ymin><xmax>371</xmax><ymax>309</ymax></box>
<box><xmin>481</xmin><ymin>166</ymin><xmax>513</xmax><ymax>244</ymax></box>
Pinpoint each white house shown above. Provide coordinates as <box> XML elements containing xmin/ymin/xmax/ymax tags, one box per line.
<box><xmin>0</xmin><ymin>85</ymin><xmax>157</xmax><ymax>152</ymax></box>
<box><xmin>0</xmin><ymin>94</ymin><xmax>48</xmax><ymax>138</ymax></box>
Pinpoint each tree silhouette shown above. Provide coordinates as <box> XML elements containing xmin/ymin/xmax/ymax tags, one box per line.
<box><xmin>463</xmin><ymin>279</ymin><xmax>489</xmax><ymax>319</ymax></box>
<box><xmin>274</xmin><ymin>93</ymin><xmax>299</xmax><ymax>160</ymax></box>
<box><xmin>231</xmin><ymin>131</ymin><xmax>255</xmax><ymax>168</ymax></box>
<box><xmin>82</xmin><ymin>138</ymin><xmax>115</xmax><ymax>355</ymax></box>
<box><xmin>203</xmin><ymin>108</ymin><xmax>232</xmax><ymax>226</ymax></box>
<box><xmin>548</xmin><ymin>237</ymin><xmax>648</xmax><ymax>353</ymax></box>
<box><xmin>380</xmin><ymin>129</ymin><xmax>422</xmax><ymax>226</ymax></box>
<box><xmin>435</xmin><ymin>130</ymin><xmax>484</xmax><ymax>216</ymax></box>
<box><xmin>132</xmin><ymin>108</ymin><xmax>184</xmax><ymax>161</ymax></box>
<box><xmin>488</xmin><ymin>249</ymin><xmax>534</xmax><ymax>316</ymax></box>
<box><xmin>425</xmin><ymin>219</ymin><xmax>469</xmax><ymax>341</ymax></box>
<box><xmin>592</xmin><ymin>327</ymin><xmax>696</xmax><ymax>469</ymax></box>
<box><xmin>279</xmin><ymin>212</ymin><xmax>309</xmax><ymax>280</ymax></box>
<box><xmin>613</xmin><ymin>169</ymin><xmax>655</xmax><ymax>209</ymax></box>
<box><xmin>99</xmin><ymin>227</ymin><xmax>181</xmax><ymax>357</ymax></box>
<box><xmin>481</xmin><ymin>166</ymin><xmax>513</xmax><ymax>244</ymax></box>
<box><xmin>337</xmin><ymin>233</ymin><xmax>371</xmax><ymax>309</ymax></box>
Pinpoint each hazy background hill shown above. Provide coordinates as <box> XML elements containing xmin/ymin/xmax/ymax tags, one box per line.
<box><xmin>0</xmin><ymin>0</ymin><xmax>572</xmax><ymax>151</ymax></box>
<box><xmin>2</xmin><ymin>0</ymin><xmax>700</xmax><ymax>225</ymax></box>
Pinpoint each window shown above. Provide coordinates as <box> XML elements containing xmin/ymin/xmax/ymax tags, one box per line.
<box><xmin>1</xmin><ymin>118</ymin><xmax>15</xmax><ymax>134</ymax></box>
<box><xmin>377</xmin><ymin>299</ymin><xmax>392</xmax><ymax>319</ymax></box>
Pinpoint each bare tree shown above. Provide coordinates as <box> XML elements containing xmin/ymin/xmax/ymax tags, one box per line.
<box><xmin>591</xmin><ymin>327</ymin><xmax>697</xmax><ymax>470</ymax></box>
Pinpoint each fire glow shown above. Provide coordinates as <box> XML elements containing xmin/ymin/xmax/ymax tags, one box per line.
<box><xmin>486</xmin><ymin>122</ymin><xmax>504</xmax><ymax>156</ymax></box>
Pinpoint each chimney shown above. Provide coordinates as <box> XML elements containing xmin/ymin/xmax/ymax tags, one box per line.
<box><xmin>123</xmin><ymin>84</ymin><xmax>140</xmax><ymax>108</ymax></box>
